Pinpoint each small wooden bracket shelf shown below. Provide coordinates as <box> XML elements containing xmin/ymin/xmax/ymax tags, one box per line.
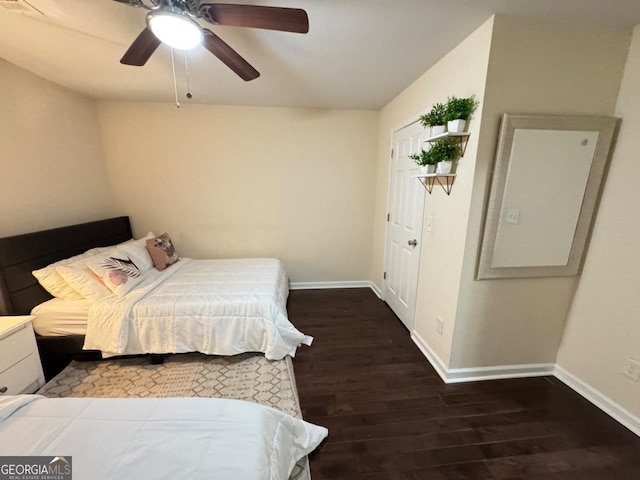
<box><xmin>414</xmin><ymin>174</ymin><xmax>456</xmax><ymax>195</ymax></box>
<box><xmin>423</xmin><ymin>132</ymin><xmax>471</xmax><ymax>157</ymax></box>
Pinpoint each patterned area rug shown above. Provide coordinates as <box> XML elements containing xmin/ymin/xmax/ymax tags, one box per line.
<box><xmin>38</xmin><ymin>353</ymin><xmax>308</xmax><ymax>480</ymax></box>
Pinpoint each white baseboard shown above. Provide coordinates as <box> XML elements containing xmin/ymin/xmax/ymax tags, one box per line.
<box><xmin>410</xmin><ymin>331</ymin><xmax>451</xmax><ymax>383</ymax></box>
<box><xmin>555</xmin><ymin>365</ymin><xmax>640</xmax><ymax>437</ymax></box>
<box><xmin>289</xmin><ymin>281</ymin><xmax>383</xmax><ymax>299</ymax></box>
<box><xmin>289</xmin><ymin>281</ymin><xmax>372</xmax><ymax>290</ymax></box>
<box><xmin>446</xmin><ymin>362</ymin><xmax>556</xmax><ymax>383</ymax></box>
<box><xmin>411</xmin><ymin>331</ymin><xmax>554</xmax><ymax>383</ymax></box>
<box><xmin>369</xmin><ymin>282</ymin><xmax>383</xmax><ymax>299</ymax></box>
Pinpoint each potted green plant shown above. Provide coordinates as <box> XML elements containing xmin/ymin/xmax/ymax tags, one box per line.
<box><xmin>419</xmin><ymin>102</ymin><xmax>447</xmax><ymax>136</ymax></box>
<box><xmin>444</xmin><ymin>95</ymin><xmax>479</xmax><ymax>133</ymax></box>
<box><xmin>429</xmin><ymin>137</ymin><xmax>460</xmax><ymax>174</ymax></box>
<box><xmin>409</xmin><ymin>149</ymin><xmax>437</xmax><ymax>174</ymax></box>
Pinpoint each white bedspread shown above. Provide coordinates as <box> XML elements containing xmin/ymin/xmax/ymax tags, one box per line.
<box><xmin>0</xmin><ymin>395</ymin><xmax>328</xmax><ymax>480</ymax></box>
<box><xmin>83</xmin><ymin>258</ymin><xmax>312</xmax><ymax>359</ymax></box>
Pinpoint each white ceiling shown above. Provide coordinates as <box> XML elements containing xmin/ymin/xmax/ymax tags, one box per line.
<box><xmin>1</xmin><ymin>0</ymin><xmax>640</xmax><ymax>110</ymax></box>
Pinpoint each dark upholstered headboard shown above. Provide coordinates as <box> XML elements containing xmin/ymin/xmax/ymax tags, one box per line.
<box><xmin>0</xmin><ymin>217</ymin><xmax>132</xmax><ymax>316</ymax></box>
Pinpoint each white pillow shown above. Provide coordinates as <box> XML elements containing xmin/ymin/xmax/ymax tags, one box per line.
<box><xmin>86</xmin><ymin>252</ymin><xmax>145</xmax><ymax>297</ymax></box>
<box><xmin>56</xmin><ymin>251</ymin><xmax>115</xmax><ymax>301</ymax></box>
<box><xmin>116</xmin><ymin>241</ymin><xmax>154</xmax><ymax>274</ymax></box>
<box><xmin>32</xmin><ymin>266</ymin><xmax>83</xmax><ymax>301</ymax></box>
<box><xmin>32</xmin><ymin>247</ymin><xmax>103</xmax><ymax>301</ymax></box>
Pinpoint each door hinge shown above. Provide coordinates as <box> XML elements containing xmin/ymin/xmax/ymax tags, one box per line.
<box><xmin>387</xmin><ymin>213</ymin><xmax>390</xmax><ymax>222</ymax></box>
<box><xmin>383</xmin><ymin>272</ymin><xmax>387</xmax><ymax>279</ymax></box>
<box><xmin>390</xmin><ymin>148</ymin><xmax>394</xmax><ymax>158</ymax></box>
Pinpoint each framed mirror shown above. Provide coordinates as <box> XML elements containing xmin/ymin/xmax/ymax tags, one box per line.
<box><xmin>477</xmin><ymin>114</ymin><xmax>619</xmax><ymax>280</ymax></box>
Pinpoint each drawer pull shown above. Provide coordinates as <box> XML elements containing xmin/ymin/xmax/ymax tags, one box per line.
<box><xmin>0</xmin><ymin>386</ymin><xmax>7</xmax><ymax>394</ymax></box>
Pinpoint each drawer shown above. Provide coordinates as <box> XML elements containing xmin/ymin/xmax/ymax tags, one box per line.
<box><xmin>0</xmin><ymin>354</ymin><xmax>41</xmax><ymax>395</ymax></box>
<box><xmin>0</xmin><ymin>325</ymin><xmax>33</xmax><ymax>373</ymax></box>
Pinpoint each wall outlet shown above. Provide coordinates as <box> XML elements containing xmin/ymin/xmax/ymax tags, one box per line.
<box><xmin>622</xmin><ymin>357</ymin><xmax>640</xmax><ymax>382</ymax></box>
<box><xmin>435</xmin><ymin>316</ymin><xmax>444</xmax><ymax>335</ymax></box>
<box><xmin>506</xmin><ymin>208</ymin><xmax>520</xmax><ymax>225</ymax></box>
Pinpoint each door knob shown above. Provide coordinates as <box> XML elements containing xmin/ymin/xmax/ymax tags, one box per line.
<box><xmin>408</xmin><ymin>239</ymin><xmax>418</xmax><ymax>247</ymax></box>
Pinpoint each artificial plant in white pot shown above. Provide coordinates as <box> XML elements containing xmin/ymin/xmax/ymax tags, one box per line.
<box><xmin>419</xmin><ymin>103</ymin><xmax>447</xmax><ymax>136</ymax></box>
<box><xmin>429</xmin><ymin>137</ymin><xmax>460</xmax><ymax>174</ymax></box>
<box><xmin>444</xmin><ymin>95</ymin><xmax>479</xmax><ymax>133</ymax></box>
<box><xmin>409</xmin><ymin>149</ymin><xmax>437</xmax><ymax>174</ymax></box>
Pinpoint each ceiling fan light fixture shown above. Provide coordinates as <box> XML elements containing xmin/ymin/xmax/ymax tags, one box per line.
<box><xmin>147</xmin><ymin>9</ymin><xmax>203</xmax><ymax>50</ymax></box>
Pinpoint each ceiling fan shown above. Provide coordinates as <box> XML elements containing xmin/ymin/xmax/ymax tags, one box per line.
<box><xmin>114</xmin><ymin>0</ymin><xmax>309</xmax><ymax>81</ymax></box>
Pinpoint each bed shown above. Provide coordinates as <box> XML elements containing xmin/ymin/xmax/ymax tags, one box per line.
<box><xmin>83</xmin><ymin>257</ymin><xmax>312</xmax><ymax>359</ymax></box>
<box><xmin>0</xmin><ymin>216</ymin><xmax>311</xmax><ymax>377</ymax></box>
<box><xmin>36</xmin><ymin>351</ymin><xmax>314</xmax><ymax>479</ymax></box>
<box><xmin>0</xmin><ymin>394</ymin><xmax>327</xmax><ymax>480</ymax></box>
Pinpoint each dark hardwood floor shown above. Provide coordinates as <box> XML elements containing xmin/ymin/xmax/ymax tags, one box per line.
<box><xmin>288</xmin><ymin>288</ymin><xmax>640</xmax><ymax>479</ymax></box>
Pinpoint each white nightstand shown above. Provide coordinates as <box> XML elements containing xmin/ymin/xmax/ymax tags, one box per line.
<box><xmin>0</xmin><ymin>316</ymin><xmax>45</xmax><ymax>395</ymax></box>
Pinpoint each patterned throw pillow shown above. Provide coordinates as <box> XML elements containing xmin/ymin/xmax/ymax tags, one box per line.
<box><xmin>86</xmin><ymin>254</ymin><xmax>144</xmax><ymax>297</ymax></box>
<box><xmin>146</xmin><ymin>233</ymin><xmax>179</xmax><ymax>271</ymax></box>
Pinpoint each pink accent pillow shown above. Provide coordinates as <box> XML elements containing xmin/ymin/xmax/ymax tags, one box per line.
<box><xmin>146</xmin><ymin>233</ymin><xmax>179</xmax><ymax>271</ymax></box>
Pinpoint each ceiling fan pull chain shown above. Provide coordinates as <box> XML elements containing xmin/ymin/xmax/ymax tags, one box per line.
<box><xmin>171</xmin><ymin>48</ymin><xmax>180</xmax><ymax>108</ymax></box>
<box><xmin>184</xmin><ymin>51</ymin><xmax>193</xmax><ymax>100</ymax></box>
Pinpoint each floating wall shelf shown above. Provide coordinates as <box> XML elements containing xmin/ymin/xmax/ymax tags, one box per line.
<box><xmin>414</xmin><ymin>174</ymin><xmax>456</xmax><ymax>195</ymax></box>
<box><xmin>423</xmin><ymin>131</ymin><xmax>471</xmax><ymax>157</ymax></box>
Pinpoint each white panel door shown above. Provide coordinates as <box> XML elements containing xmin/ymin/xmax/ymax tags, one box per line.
<box><xmin>384</xmin><ymin>121</ymin><xmax>427</xmax><ymax>330</ymax></box>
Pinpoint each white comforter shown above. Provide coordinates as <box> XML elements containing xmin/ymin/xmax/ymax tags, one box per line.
<box><xmin>0</xmin><ymin>395</ymin><xmax>328</xmax><ymax>480</ymax></box>
<box><xmin>84</xmin><ymin>258</ymin><xmax>312</xmax><ymax>359</ymax></box>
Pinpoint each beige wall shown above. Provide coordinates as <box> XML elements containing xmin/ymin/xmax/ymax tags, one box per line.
<box><xmin>97</xmin><ymin>102</ymin><xmax>379</xmax><ymax>282</ymax></box>
<box><xmin>556</xmin><ymin>24</ymin><xmax>640</xmax><ymax>419</ymax></box>
<box><xmin>451</xmin><ymin>16</ymin><xmax>630</xmax><ymax>368</ymax></box>
<box><xmin>371</xmin><ymin>18</ymin><xmax>494</xmax><ymax>365</ymax></box>
<box><xmin>0</xmin><ymin>60</ymin><xmax>117</xmax><ymax>237</ymax></box>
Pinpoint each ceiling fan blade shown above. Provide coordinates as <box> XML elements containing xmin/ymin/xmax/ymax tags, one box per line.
<box><xmin>202</xmin><ymin>28</ymin><xmax>260</xmax><ymax>81</ymax></box>
<box><xmin>120</xmin><ymin>27</ymin><xmax>161</xmax><ymax>66</ymax></box>
<box><xmin>200</xmin><ymin>4</ymin><xmax>309</xmax><ymax>34</ymax></box>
